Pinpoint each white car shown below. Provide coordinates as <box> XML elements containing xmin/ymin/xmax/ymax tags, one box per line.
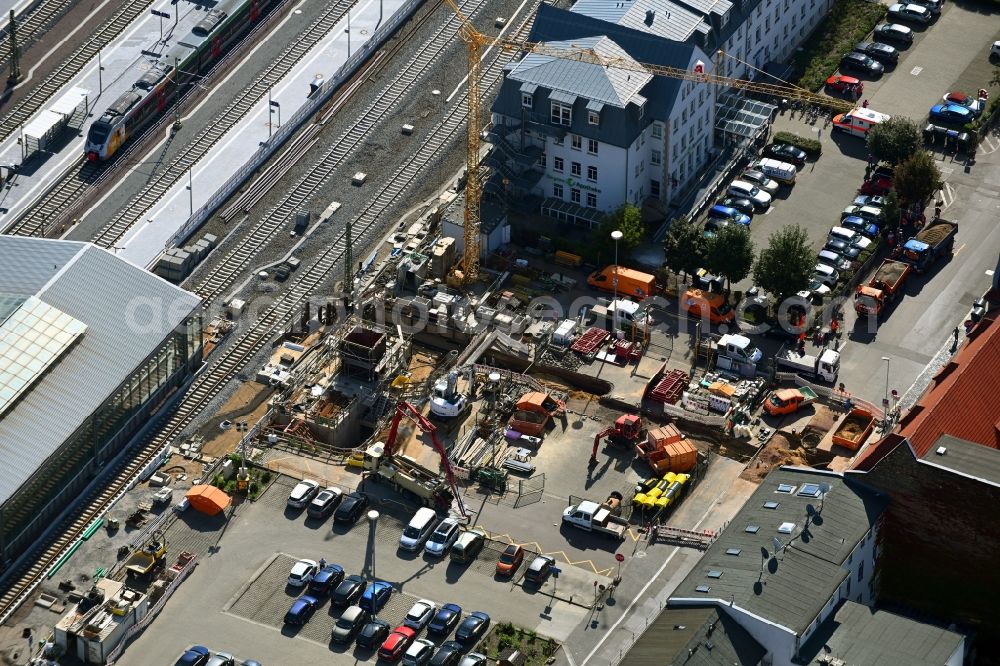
<box><xmin>403</xmin><ymin>599</ymin><xmax>438</xmax><ymax>631</ymax></box>
<box><xmin>287</xmin><ymin>479</ymin><xmax>320</xmax><ymax>508</ymax></box>
<box><xmin>402</xmin><ymin>638</ymin><xmax>436</xmax><ymax>666</ymax></box>
<box><xmin>813</xmin><ymin>263</ymin><xmax>840</xmax><ymax>288</ymax></box>
<box><xmin>287</xmin><ymin>559</ymin><xmax>319</xmax><ymax>587</ymax></box>
<box><xmin>424</xmin><ymin>518</ymin><xmax>462</xmax><ymax>557</ymax></box>
<box><xmin>727</xmin><ymin>180</ymin><xmax>772</xmax><ymax>211</ymax></box>
<box><xmin>887</xmin><ymin>3</ymin><xmax>932</xmax><ymax>24</ymax></box>
<box><xmin>992</xmin><ymin>41</ymin><xmax>1000</xmax><ymax>59</ymax></box>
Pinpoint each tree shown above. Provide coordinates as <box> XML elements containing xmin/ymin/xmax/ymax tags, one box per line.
<box><xmin>706</xmin><ymin>224</ymin><xmax>754</xmax><ymax>293</ymax></box>
<box><xmin>598</xmin><ymin>204</ymin><xmax>644</xmax><ymax>258</ymax></box>
<box><xmin>880</xmin><ymin>190</ymin><xmax>901</xmax><ymax>233</ymax></box>
<box><xmin>752</xmin><ymin>224</ymin><xmax>814</xmax><ymax>305</ymax></box>
<box><xmin>662</xmin><ymin>217</ymin><xmax>706</xmax><ymax>278</ymax></box>
<box><xmin>866</xmin><ymin>116</ymin><xmax>922</xmax><ymax>165</ymax></box>
<box><xmin>892</xmin><ymin>150</ymin><xmax>943</xmax><ymax>206</ymax></box>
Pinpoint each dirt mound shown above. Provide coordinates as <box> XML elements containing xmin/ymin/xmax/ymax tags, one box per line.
<box><xmin>740</xmin><ymin>432</ymin><xmax>810</xmax><ymax>483</ymax></box>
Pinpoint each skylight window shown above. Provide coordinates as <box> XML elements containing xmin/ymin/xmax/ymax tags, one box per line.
<box><xmin>778</xmin><ymin>522</ymin><xmax>795</xmax><ymax>534</ymax></box>
<box><xmin>763</xmin><ymin>501</ymin><xmax>779</xmax><ymax>509</ymax></box>
<box><xmin>776</xmin><ymin>483</ymin><xmax>796</xmax><ymax>494</ymax></box>
<box><xmin>695</xmin><ymin>585</ymin><xmax>711</xmax><ymax>593</ymax></box>
<box><xmin>797</xmin><ymin>483</ymin><xmax>821</xmax><ymax>497</ymax></box>
<box><xmin>745</xmin><ymin>525</ymin><xmax>760</xmax><ymax>534</ymax></box>
<box><xmin>726</xmin><ymin>548</ymin><xmax>742</xmax><ymax>556</ymax></box>
<box><xmin>707</xmin><ymin>570</ymin><xmax>723</xmax><ymax>579</ymax></box>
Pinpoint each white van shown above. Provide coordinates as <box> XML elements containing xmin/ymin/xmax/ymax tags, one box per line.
<box><xmin>728</xmin><ymin>180</ymin><xmax>772</xmax><ymax>211</ymax></box>
<box><xmin>832</xmin><ymin>108</ymin><xmax>891</xmax><ymax>138</ymax></box>
<box><xmin>829</xmin><ymin>226</ymin><xmax>874</xmax><ymax>251</ymax></box>
<box><xmin>399</xmin><ymin>507</ymin><xmax>439</xmax><ymax>551</ymax></box>
<box><xmin>755</xmin><ymin>158</ymin><xmax>797</xmax><ymax>185</ymax></box>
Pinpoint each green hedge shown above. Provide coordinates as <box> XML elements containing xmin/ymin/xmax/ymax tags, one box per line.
<box><xmin>793</xmin><ymin>0</ymin><xmax>887</xmax><ymax>92</ymax></box>
<box><xmin>961</xmin><ymin>96</ymin><xmax>1000</xmax><ymax>144</ymax></box>
<box><xmin>773</xmin><ymin>131</ymin><xmax>822</xmax><ymax>158</ymax></box>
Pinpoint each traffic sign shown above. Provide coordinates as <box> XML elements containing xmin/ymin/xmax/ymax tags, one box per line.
<box><xmin>615</xmin><ymin>553</ymin><xmax>625</xmax><ymax>562</ymax></box>
<box><xmin>151</xmin><ymin>9</ymin><xmax>171</xmax><ymax>18</ymax></box>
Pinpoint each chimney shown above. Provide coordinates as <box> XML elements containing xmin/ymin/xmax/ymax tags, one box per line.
<box><xmin>645</xmin><ymin>9</ymin><xmax>655</xmax><ymax>25</ymax></box>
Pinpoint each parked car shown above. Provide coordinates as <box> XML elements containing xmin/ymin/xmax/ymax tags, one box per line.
<box><xmin>703</xmin><ymin>218</ymin><xmax>729</xmax><ymax>239</ymax></box>
<box><xmin>887</xmin><ymin>3</ymin><xmax>932</xmax><ymax>24</ymax></box>
<box><xmin>727</xmin><ymin>180</ymin><xmax>772</xmax><ymax>211</ymax></box>
<box><xmin>824</xmin><ymin>238</ymin><xmax>862</xmax><ymax>261</ymax></box>
<box><xmin>450</xmin><ymin>529</ymin><xmax>486</xmax><ymax>564</ymax></box>
<box><xmin>307</xmin><ymin>487</ymin><xmax>343</xmax><ymax>519</ymax></box>
<box><xmin>829</xmin><ymin>226</ymin><xmax>874</xmax><ymax>251</ymax></box>
<box><xmin>717</xmin><ymin>195</ymin><xmax>756</xmax><ymax>215</ymax></box>
<box><xmin>708</xmin><ymin>204</ymin><xmax>751</xmax><ymax>226</ymax></box>
<box><xmin>943</xmin><ymin>92</ymin><xmax>985</xmax><ymax>117</ymax></box>
<box><xmin>332</xmin><ymin>605</ymin><xmax>370</xmax><ymax>644</ymax></box>
<box><xmin>429</xmin><ymin>641</ymin><xmax>465</xmax><ymax>666</ymax></box>
<box><xmin>874</xmin><ymin>23</ymin><xmax>914</xmax><ymax>46</ymax></box>
<box><xmin>334</xmin><ymin>491</ymin><xmax>370</xmax><ymax>525</ymax></box>
<box><xmin>495</xmin><ymin>544</ymin><xmax>524</xmax><ymax>577</ymax></box>
<box><xmin>357</xmin><ymin>618</ymin><xmax>392</xmax><ymax>649</ymax></box>
<box><xmin>825</xmin><ymin>73</ymin><xmax>863</xmax><ymax>94</ymax></box>
<box><xmin>403</xmin><ymin>639</ymin><xmax>437</xmax><ymax>666</ymax></box>
<box><xmin>206</xmin><ymin>653</ymin><xmax>235</xmax><ymax>666</ymax></box>
<box><xmin>992</xmin><ymin>40</ymin><xmax>1000</xmax><ymax>60</ymax></box>
<box><xmin>524</xmin><ymin>555</ymin><xmax>556</xmax><ymax>584</ymax></box>
<box><xmin>284</xmin><ymin>595</ymin><xmax>320</xmax><ymax>625</ymax></box>
<box><xmin>459</xmin><ymin>655</ymin><xmax>489</xmax><ymax>666</ymax></box>
<box><xmin>840</xmin><ymin>52</ymin><xmax>884</xmax><ymax>76</ymax></box>
<box><xmin>818</xmin><ymin>249</ymin><xmax>852</xmax><ymax>273</ymax></box>
<box><xmin>455</xmin><ymin>611</ymin><xmax>491</xmax><ymax>643</ymax></box>
<box><xmin>860</xmin><ymin>174</ymin><xmax>893</xmax><ymax>195</ymax></box>
<box><xmin>909</xmin><ymin>0</ymin><xmax>941</xmax><ymax>15</ymax></box>
<box><xmin>740</xmin><ymin>169</ymin><xmax>780</xmax><ymax>193</ymax></box>
<box><xmin>308</xmin><ymin>563</ymin><xmax>345</xmax><ymax>595</ymax></box>
<box><xmin>852</xmin><ymin>194</ymin><xmax>887</xmax><ymax>209</ymax></box>
<box><xmin>175</xmin><ymin>646</ymin><xmax>210</xmax><ymax>666</ymax></box>
<box><xmin>425</xmin><ymin>518</ymin><xmax>462</xmax><ymax>557</ymax></box>
<box><xmin>332</xmin><ymin>574</ymin><xmax>367</xmax><ymax>606</ymax></box>
<box><xmin>814</xmin><ymin>263</ymin><xmax>840</xmax><ymax>288</ymax></box>
<box><xmin>929</xmin><ymin>103</ymin><xmax>975</xmax><ymax>125</ymax></box>
<box><xmin>403</xmin><ymin>599</ymin><xmax>438</xmax><ymax>632</ymax></box>
<box><xmin>287</xmin><ymin>479</ymin><xmax>320</xmax><ymax>508</ymax></box>
<box><xmin>380</xmin><ymin>626</ymin><xmax>418</xmax><ymax>663</ymax></box>
<box><xmin>762</xmin><ymin>143</ymin><xmax>807</xmax><ymax>166</ymax></box>
<box><xmin>428</xmin><ymin>603</ymin><xmax>463</xmax><ymax>634</ymax></box>
<box><xmin>287</xmin><ymin>559</ymin><xmax>319</xmax><ymax>587</ymax></box>
<box><xmin>360</xmin><ymin>581</ymin><xmax>393</xmax><ymax>613</ymax></box>
<box><xmin>854</xmin><ymin>41</ymin><xmax>899</xmax><ymax>64</ymax></box>
<box><xmin>841</xmin><ymin>216</ymin><xmax>880</xmax><ymax>238</ymax></box>
<box><xmin>841</xmin><ymin>205</ymin><xmax>883</xmax><ymax>224</ymax></box>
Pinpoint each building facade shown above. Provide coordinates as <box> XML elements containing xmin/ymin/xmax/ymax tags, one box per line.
<box><xmin>488</xmin><ymin>0</ymin><xmax>835</xmax><ymax>223</ymax></box>
<box><xmin>0</xmin><ymin>239</ymin><xmax>202</xmax><ymax>566</ymax></box>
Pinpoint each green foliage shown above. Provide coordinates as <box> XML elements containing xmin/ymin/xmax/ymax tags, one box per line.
<box><xmin>212</xmin><ymin>474</ymin><xmax>225</xmax><ymax>489</ymax></box>
<box><xmin>880</xmin><ymin>191</ymin><xmax>901</xmax><ymax>230</ymax></box>
<box><xmin>598</xmin><ymin>204</ymin><xmax>645</xmax><ymax>257</ymax></box>
<box><xmin>962</xmin><ymin>96</ymin><xmax>1000</xmax><ymax>141</ymax></box>
<box><xmin>866</xmin><ymin>116</ymin><xmax>922</xmax><ymax>165</ymax></box>
<box><xmin>224</xmin><ymin>479</ymin><xmax>237</xmax><ymax>494</ymax></box>
<box><xmin>706</xmin><ymin>224</ymin><xmax>754</xmax><ymax>292</ymax></box>
<box><xmin>893</xmin><ymin>150</ymin><xmax>943</xmax><ymax>206</ymax></box>
<box><xmin>792</xmin><ymin>0</ymin><xmax>887</xmax><ymax>91</ymax></box>
<box><xmin>260</xmin><ymin>470</ymin><xmax>272</xmax><ymax>484</ymax></box>
<box><xmin>772</xmin><ymin>132</ymin><xmax>822</xmax><ymax>157</ymax></box>
<box><xmin>752</xmin><ymin>224</ymin><xmax>815</xmax><ymax>304</ymax></box>
<box><xmin>663</xmin><ymin>217</ymin><xmax>707</xmax><ymax>278</ymax></box>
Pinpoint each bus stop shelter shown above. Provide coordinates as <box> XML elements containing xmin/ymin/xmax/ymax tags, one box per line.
<box><xmin>21</xmin><ymin>86</ymin><xmax>91</xmax><ymax>159</ymax></box>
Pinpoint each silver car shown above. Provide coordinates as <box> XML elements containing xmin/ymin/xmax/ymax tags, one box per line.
<box><xmin>424</xmin><ymin>517</ymin><xmax>461</xmax><ymax>557</ymax></box>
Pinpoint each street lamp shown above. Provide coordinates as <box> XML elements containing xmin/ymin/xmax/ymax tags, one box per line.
<box><xmin>881</xmin><ymin>356</ymin><xmax>891</xmax><ymax>430</ymax></box>
<box><xmin>367</xmin><ymin>509</ymin><xmax>379</xmax><ymax>617</ymax></box>
<box><xmin>611</xmin><ymin>230</ymin><xmax>623</xmax><ymax>331</ymax></box>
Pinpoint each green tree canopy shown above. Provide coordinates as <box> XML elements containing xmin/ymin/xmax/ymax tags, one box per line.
<box><xmin>866</xmin><ymin>116</ymin><xmax>922</xmax><ymax>165</ymax></box>
<box><xmin>752</xmin><ymin>224</ymin><xmax>814</xmax><ymax>305</ymax></box>
<box><xmin>662</xmin><ymin>217</ymin><xmax>706</xmax><ymax>278</ymax></box>
<box><xmin>892</xmin><ymin>150</ymin><xmax>943</xmax><ymax>206</ymax></box>
<box><xmin>598</xmin><ymin>204</ymin><xmax>644</xmax><ymax>258</ymax></box>
<box><xmin>706</xmin><ymin>223</ymin><xmax>754</xmax><ymax>292</ymax></box>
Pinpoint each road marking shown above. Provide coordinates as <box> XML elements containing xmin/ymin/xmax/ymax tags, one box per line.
<box><xmin>577</xmin><ymin>485</ymin><xmax>732</xmax><ymax>666</ymax></box>
<box><xmin>477</xmin><ymin>529</ymin><xmax>615</xmax><ymax>576</ymax></box>
<box><xmin>954</xmin><ymin>243</ymin><xmax>966</xmax><ymax>257</ymax></box>
<box><xmin>910</xmin><ymin>66</ymin><xmax>922</xmax><ymax>76</ymax></box>
<box><xmin>986</xmin><ymin>269</ymin><xmax>995</xmax><ymax>277</ymax></box>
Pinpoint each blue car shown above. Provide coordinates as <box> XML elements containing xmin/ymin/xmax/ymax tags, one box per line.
<box><xmin>708</xmin><ymin>204</ymin><xmax>751</xmax><ymax>227</ymax></box>
<box><xmin>841</xmin><ymin>216</ymin><xmax>879</xmax><ymax>238</ymax></box>
<box><xmin>428</xmin><ymin>603</ymin><xmax>463</xmax><ymax>634</ymax></box>
<box><xmin>284</xmin><ymin>595</ymin><xmax>320</xmax><ymax>625</ymax></box>
<box><xmin>175</xmin><ymin>646</ymin><xmax>210</xmax><ymax>666</ymax></box>
<box><xmin>929</xmin><ymin>103</ymin><xmax>974</xmax><ymax>125</ymax></box>
<box><xmin>308</xmin><ymin>563</ymin><xmax>345</xmax><ymax>595</ymax></box>
<box><xmin>359</xmin><ymin>581</ymin><xmax>393</xmax><ymax>613</ymax></box>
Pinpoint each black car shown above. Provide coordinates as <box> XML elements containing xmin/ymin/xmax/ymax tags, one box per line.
<box><xmin>356</xmin><ymin>618</ymin><xmax>392</xmax><ymax>649</ymax></box>
<box><xmin>824</xmin><ymin>238</ymin><xmax>862</xmax><ymax>261</ymax></box>
<box><xmin>716</xmin><ymin>196</ymin><xmax>755</xmax><ymax>216</ymax></box>
<box><xmin>840</xmin><ymin>52</ymin><xmax>884</xmax><ymax>77</ymax></box>
<box><xmin>763</xmin><ymin>143</ymin><xmax>806</xmax><ymax>166</ymax></box>
<box><xmin>854</xmin><ymin>41</ymin><xmax>898</xmax><ymax>64</ymax></box>
<box><xmin>334</xmin><ymin>492</ymin><xmax>370</xmax><ymax>525</ymax></box>
<box><xmin>874</xmin><ymin>23</ymin><xmax>913</xmax><ymax>46</ymax></box>
<box><xmin>332</xmin><ymin>574</ymin><xmax>367</xmax><ymax>606</ymax></box>
<box><xmin>429</xmin><ymin>641</ymin><xmax>464</xmax><ymax>666</ymax></box>
<box><xmin>455</xmin><ymin>611</ymin><xmax>491</xmax><ymax>643</ymax></box>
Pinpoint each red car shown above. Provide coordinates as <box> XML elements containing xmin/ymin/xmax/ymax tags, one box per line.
<box><xmin>495</xmin><ymin>544</ymin><xmax>524</xmax><ymax>577</ymax></box>
<box><xmin>825</xmin><ymin>74</ymin><xmax>863</xmax><ymax>96</ymax></box>
<box><xmin>378</xmin><ymin>625</ymin><xmax>416</xmax><ymax>662</ymax></box>
<box><xmin>860</xmin><ymin>174</ymin><xmax>893</xmax><ymax>195</ymax></box>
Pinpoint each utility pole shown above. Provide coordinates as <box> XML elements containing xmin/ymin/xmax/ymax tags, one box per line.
<box><xmin>172</xmin><ymin>57</ymin><xmax>182</xmax><ymax>132</ymax></box>
<box><xmin>8</xmin><ymin>10</ymin><xmax>21</xmax><ymax>86</ymax></box>
<box><xmin>344</xmin><ymin>220</ymin><xmax>353</xmax><ymax>296</ymax></box>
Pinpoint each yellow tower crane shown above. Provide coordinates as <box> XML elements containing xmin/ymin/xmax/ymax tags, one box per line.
<box><xmin>442</xmin><ymin>0</ymin><xmax>856</xmax><ymax>285</ymax></box>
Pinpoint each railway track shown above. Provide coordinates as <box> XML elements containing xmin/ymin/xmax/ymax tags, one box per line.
<box><xmin>86</xmin><ymin>0</ymin><xmax>359</xmax><ymax>249</ymax></box>
<box><xmin>2</xmin><ymin>0</ymin><xmax>343</xmax><ymax>238</ymax></box>
<box><xmin>0</xmin><ymin>3</ymin><xmax>534</xmax><ymax>630</ymax></box>
<box><xmin>0</xmin><ymin>0</ymin><xmax>77</xmax><ymax>76</ymax></box>
<box><xmin>193</xmin><ymin>0</ymin><xmax>493</xmax><ymax>303</ymax></box>
<box><xmin>0</xmin><ymin>0</ymin><xmax>156</xmax><ymax>144</ymax></box>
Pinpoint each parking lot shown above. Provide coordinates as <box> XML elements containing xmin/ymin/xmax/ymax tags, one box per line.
<box><xmin>117</xmin><ymin>477</ymin><xmax>597</xmax><ymax>666</ymax></box>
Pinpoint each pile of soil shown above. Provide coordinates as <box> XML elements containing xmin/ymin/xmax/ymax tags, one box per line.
<box><xmin>740</xmin><ymin>432</ymin><xmax>810</xmax><ymax>483</ymax></box>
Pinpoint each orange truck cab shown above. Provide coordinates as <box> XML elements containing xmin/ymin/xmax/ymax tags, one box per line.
<box><xmin>587</xmin><ymin>266</ymin><xmax>656</xmax><ymax>299</ymax></box>
<box><xmin>682</xmin><ymin>289</ymin><xmax>734</xmax><ymax>324</ymax></box>
<box><xmin>763</xmin><ymin>387</ymin><xmax>818</xmax><ymax>416</ymax></box>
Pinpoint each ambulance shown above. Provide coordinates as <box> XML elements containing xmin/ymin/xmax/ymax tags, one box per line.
<box><xmin>832</xmin><ymin>107</ymin><xmax>891</xmax><ymax>138</ymax></box>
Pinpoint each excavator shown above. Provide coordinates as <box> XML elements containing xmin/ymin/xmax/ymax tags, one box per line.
<box><xmin>590</xmin><ymin>414</ymin><xmax>644</xmax><ymax>463</ymax></box>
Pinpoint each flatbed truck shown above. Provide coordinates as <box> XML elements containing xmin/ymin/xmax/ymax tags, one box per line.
<box><xmin>855</xmin><ymin>259</ymin><xmax>910</xmax><ymax>318</ymax></box>
<box><xmin>562</xmin><ymin>492</ymin><xmax>628</xmax><ymax>539</ymax></box>
<box><xmin>895</xmin><ymin>220</ymin><xmax>957</xmax><ymax>273</ymax></box>
<box><xmin>774</xmin><ymin>346</ymin><xmax>840</xmax><ymax>383</ymax></box>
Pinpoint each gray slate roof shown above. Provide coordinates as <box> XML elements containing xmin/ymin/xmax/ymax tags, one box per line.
<box><xmin>920</xmin><ymin>434</ymin><xmax>1000</xmax><ymax>487</ymax></box>
<box><xmin>621</xmin><ymin>605</ymin><xmax>765</xmax><ymax>666</ymax></box>
<box><xmin>798</xmin><ymin>601</ymin><xmax>964</xmax><ymax>666</ymax></box>
<box><xmin>670</xmin><ymin>467</ymin><xmax>886</xmax><ymax>635</ymax></box>
<box><xmin>0</xmin><ymin>238</ymin><xmax>201</xmax><ymax>505</ymax></box>
<box><xmin>507</xmin><ymin>36</ymin><xmax>653</xmax><ymax>108</ymax></box>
